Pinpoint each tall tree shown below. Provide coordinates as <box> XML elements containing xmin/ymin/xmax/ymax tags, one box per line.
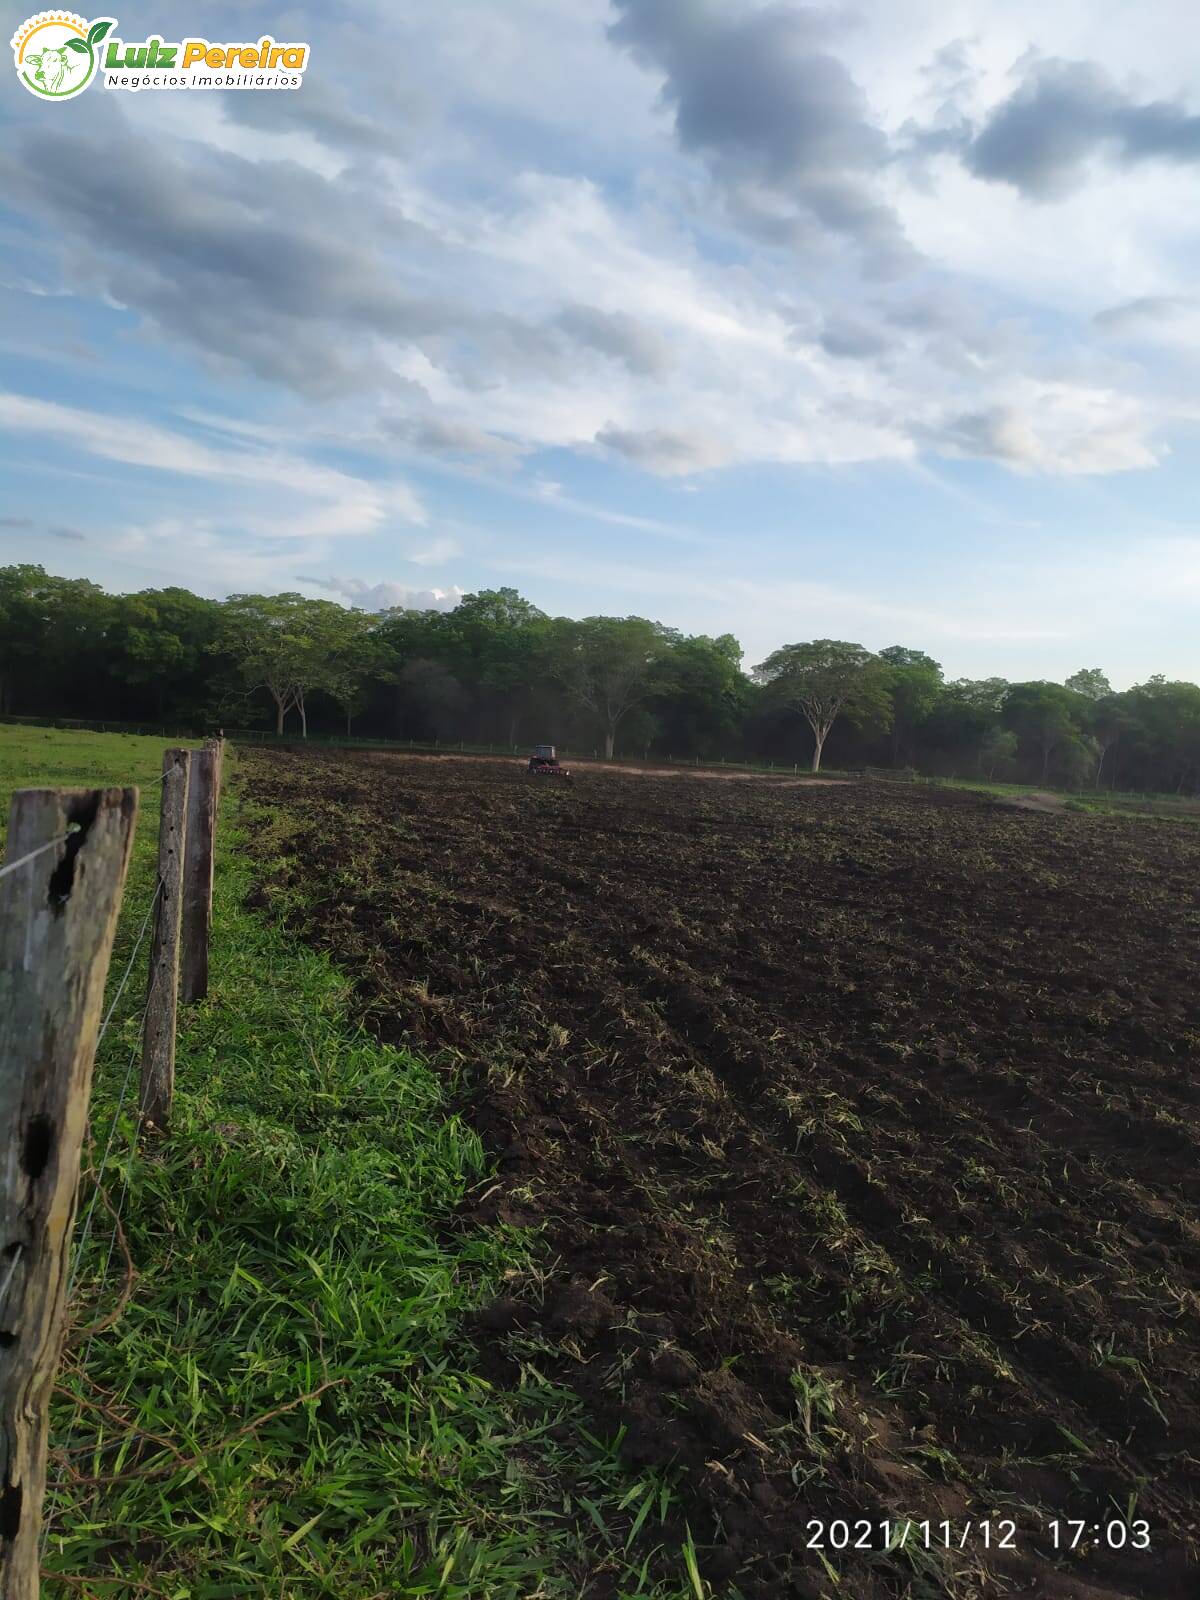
<box><xmin>755</xmin><ymin>640</ymin><xmax>891</xmax><ymax>773</ymax></box>
<box><xmin>438</xmin><ymin>588</ymin><xmax>550</xmax><ymax>745</ymax></box>
<box><xmin>549</xmin><ymin>616</ymin><xmax>671</xmax><ymax>760</ymax></box>
<box><xmin>1122</xmin><ymin>678</ymin><xmax>1200</xmax><ymax>793</ymax></box>
<box><xmin>879</xmin><ymin>646</ymin><xmax>943</xmax><ymax>765</ymax></box>
<box><xmin>218</xmin><ymin>593</ymin><xmax>352</xmax><ymax>736</ymax></box>
<box><xmin>107</xmin><ymin>587</ymin><xmax>224</xmax><ymax>718</ymax></box>
<box><xmin>0</xmin><ymin>567</ymin><xmax>115</xmax><ymax>716</ymax></box>
<box><xmin>1085</xmin><ymin>691</ymin><xmax>1131</xmax><ymax>786</ymax></box>
<box><xmin>978</xmin><ymin>725</ymin><xmax>1018</xmax><ymax>779</ymax></box>
<box><xmin>1002</xmin><ymin>682</ymin><xmax>1083</xmax><ymax>782</ymax></box>
<box><xmin>921</xmin><ymin>679</ymin><xmax>1009</xmax><ymax>775</ymax></box>
<box><xmin>319</xmin><ymin>607</ymin><xmax>389</xmax><ymax>735</ymax></box>
<box><xmin>652</xmin><ymin>632</ymin><xmax>749</xmax><ymax>755</ymax></box>
<box><xmin>0</xmin><ymin>565</ymin><xmax>53</xmax><ymax>715</ymax></box>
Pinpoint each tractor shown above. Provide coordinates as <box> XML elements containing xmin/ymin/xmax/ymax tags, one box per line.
<box><xmin>526</xmin><ymin>743</ymin><xmax>573</xmax><ymax>783</ymax></box>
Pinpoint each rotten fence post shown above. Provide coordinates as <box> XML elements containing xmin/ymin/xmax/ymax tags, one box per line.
<box><xmin>140</xmin><ymin>748</ymin><xmax>190</xmax><ymax>1132</ymax></box>
<box><xmin>0</xmin><ymin>785</ymin><xmax>138</xmax><ymax>1600</ymax></box>
<box><xmin>179</xmin><ymin>746</ymin><xmax>217</xmax><ymax>1006</ymax></box>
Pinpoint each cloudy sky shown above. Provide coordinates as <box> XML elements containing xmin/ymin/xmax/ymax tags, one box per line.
<box><xmin>2</xmin><ymin>0</ymin><xmax>1199</xmax><ymax>684</ymax></box>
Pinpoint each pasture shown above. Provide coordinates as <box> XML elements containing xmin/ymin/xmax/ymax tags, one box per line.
<box><xmin>240</xmin><ymin>746</ymin><xmax>1200</xmax><ymax>1599</ymax></box>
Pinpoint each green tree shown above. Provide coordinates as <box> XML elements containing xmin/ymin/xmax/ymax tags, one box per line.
<box><xmin>652</xmin><ymin>632</ymin><xmax>749</xmax><ymax>755</ymax></box>
<box><xmin>920</xmin><ymin>679</ymin><xmax>1008</xmax><ymax>776</ymax></box>
<box><xmin>950</xmin><ymin>678</ymin><xmax>1010</xmax><ymax>711</ymax></box>
<box><xmin>218</xmin><ymin>593</ymin><xmax>355</xmax><ymax>736</ymax></box>
<box><xmin>755</xmin><ymin>640</ymin><xmax>892</xmax><ymax>773</ymax></box>
<box><xmin>1056</xmin><ymin>734</ymin><xmax>1101</xmax><ymax>791</ymax></box>
<box><xmin>1065</xmin><ymin>667</ymin><xmax>1113</xmax><ymax>701</ymax></box>
<box><xmin>549</xmin><ymin>616</ymin><xmax>672</xmax><ymax>760</ymax></box>
<box><xmin>1081</xmin><ymin>691</ymin><xmax>1133</xmax><ymax>786</ymax></box>
<box><xmin>107</xmin><ymin>587</ymin><xmax>224</xmax><ymax>717</ymax></box>
<box><xmin>1122</xmin><ymin>678</ymin><xmax>1200</xmax><ymax>792</ymax></box>
<box><xmin>879</xmin><ymin>646</ymin><xmax>943</xmax><ymax>765</ymax></box>
<box><xmin>319</xmin><ymin>608</ymin><xmax>390</xmax><ymax>735</ymax></box>
<box><xmin>0</xmin><ymin>566</ymin><xmax>118</xmax><ymax>716</ymax></box>
<box><xmin>438</xmin><ymin>588</ymin><xmax>551</xmax><ymax>745</ymax></box>
<box><xmin>978</xmin><ymin>726</ymin><xmax>1018</xmax><ymax>779</ymax></box>
<box><xmin>396</xmin><ymin>658</ymin><xmax>468</xmax><ymax>741</ymax></box>
<box><xmin>0</xmin><ymin>564</ymin><xmax>54</xmax><ymax>715</ymax></box>
<box><xmin>1002</xmin><ymin>682</ymin><xmax>1084</xmax><ymax>781</ymax></box>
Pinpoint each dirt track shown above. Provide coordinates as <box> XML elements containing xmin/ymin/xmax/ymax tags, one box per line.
<box><xmin>357</xmin><ymin>748</ymin><xmax>847</xmax><ymax>785</ymax></box>
<box><xmin>242</xmin><ymin>749</ymin><xmax>1200</xmax><ymax>1600</ymax></box>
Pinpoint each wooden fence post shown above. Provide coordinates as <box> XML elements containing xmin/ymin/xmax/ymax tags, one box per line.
<box><xmin>205</xmin><ymin>735</ymin><xmax>225</xmax><ymax>813</ymax></box>
<box><xmin>179</xmin><ymin>747</ymin><xmax>217</xmax><ymax>1006</ymax></box>
<box><xmin>140</xmin><ymin>749</ymin><xmax>190</xmax><ymax>1132</ymax></box>
<box><xmin>0</xmin><ymin>785</ymin><xmax>138</xmax><ymax>1599</ymax></box>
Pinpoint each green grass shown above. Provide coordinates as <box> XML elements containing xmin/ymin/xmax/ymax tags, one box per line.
<box><xmin>2</xmin><ymin>726</ymin><xmax>709</xmax><ymax>1600</ymax></box>
<box><xmin>0</xmin><ymin>724</ymin><xmax>179</xmax><ymax>805</ymax></box>
<box><xmin>931</xmin><ymin>773</ymin><xmax>1200</xmax><ymax>820</ymax></box>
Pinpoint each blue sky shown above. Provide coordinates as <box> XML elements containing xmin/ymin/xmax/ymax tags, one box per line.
<box><xmin>2</xmin><ymin>0</ymin><xmax>1199</xmax><ymax>685</ymax></box>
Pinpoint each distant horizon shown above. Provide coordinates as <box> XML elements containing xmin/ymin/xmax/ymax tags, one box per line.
<box><xmin>3</xmin><ymin>1</ymin><xmax>1199</xmax><ymax>688</ymax></box>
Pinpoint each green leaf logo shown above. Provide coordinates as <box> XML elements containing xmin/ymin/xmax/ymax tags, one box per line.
<box><xmin>10</xmin><ymin>12</ymin><xmax>115</xmax><ymax>100</ymax></box>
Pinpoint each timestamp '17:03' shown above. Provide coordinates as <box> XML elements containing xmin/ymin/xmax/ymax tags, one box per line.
<box><xmin>1050</xmin><ymin>1520</ymin><xmax>1151</xmax><ymax>1550</ymax></box>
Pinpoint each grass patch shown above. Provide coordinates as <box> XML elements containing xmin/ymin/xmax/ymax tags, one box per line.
<box><xmin>3</xmin><ymin>726</ymin><xmax>705</xmax><ymax>1600</ymax></box>
<box><xmin>931</xmin><ymin>773</ymin><xmax>1200</xmax><ymax>820</ymax></box>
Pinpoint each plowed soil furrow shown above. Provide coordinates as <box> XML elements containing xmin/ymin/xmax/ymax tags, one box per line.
<box><xmin>521</xmin><ymin>896</ymin><xmax>1200</xmax><ymax>1448</ymax></box>
<box><xmin>241</xmin><ymin>749</ymin><xmax>1200</xmax><ymax>1600</ymax></box>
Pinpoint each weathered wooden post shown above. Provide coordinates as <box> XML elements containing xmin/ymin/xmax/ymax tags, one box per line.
<box><xmin>206</xmin><ymin>735</ymin><xmax>225</xmax><ymax>811</ymax></box>
<box><xmin>179</xmin><ymin>746</ymin><xmax>217</xmax><ymax>1005</ymax></box>
<box><xmin>140</xmin><ymin>749</ymin><xmax>190</xmax><ymax>1131</ymax></box>
<box><xmin>0</xmin><ymin>785</ymin><xmax>138</xmax><ymax>1600</ymax></box>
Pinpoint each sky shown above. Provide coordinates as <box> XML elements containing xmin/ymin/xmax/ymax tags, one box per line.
<box><xmin>2</xmin><ymin>0</ymin><xmax>1199</xmax><ymax>687</ymax></box>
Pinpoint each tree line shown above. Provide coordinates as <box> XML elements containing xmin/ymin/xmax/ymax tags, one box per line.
<box><xmin>3</xmin><ymin>564</ymin><xmax>1198</xmax><ymax>792</ymax></box>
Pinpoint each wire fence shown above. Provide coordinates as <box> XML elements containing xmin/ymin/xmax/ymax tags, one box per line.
<box><xmin>1</xmin><ymin>738</ymin><xmax>224</xmax><ymax>1579</ymax></box>
<box><xmin>41</xmin><ymin>879</ymin><xmax>163</xmax><ymax>1559</ymax></box>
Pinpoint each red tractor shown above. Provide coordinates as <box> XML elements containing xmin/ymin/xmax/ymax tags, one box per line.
<box><xmin>526</xmin><ymin>743</ymin><xmax>573</xmax><ymax>783</ymax></box>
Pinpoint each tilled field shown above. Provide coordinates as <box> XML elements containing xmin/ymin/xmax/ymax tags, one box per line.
<box><xmin>241</xmin><ymin>749</ymin><xmax>1200</xmax><ymax>1600</ymax></box>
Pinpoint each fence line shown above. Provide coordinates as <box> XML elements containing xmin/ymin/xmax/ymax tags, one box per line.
<box><xmin>92</xmin><ymin>879</ymin><xmax>164</xmax><ymax>1063</ymax></box>
<box><xmin>70</xmin><ymin>879</ymin><xmax>164</xmax><ymax>1294</ymax></box>
<box><xmin>0</xmin><ymin>786</ymin><xmax>139</xmax><ymax>1600</ymax></box>
<box><xmin>0</xmin><ymin>734</ymin><xmax>225</xmax><ymax>1593</ymax></box>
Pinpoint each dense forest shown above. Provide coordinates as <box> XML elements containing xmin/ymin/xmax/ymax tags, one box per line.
<box><xmin>2</xmin><ymin>564</ymin><xmax>1198</xmax><ymax>791</ymax></box>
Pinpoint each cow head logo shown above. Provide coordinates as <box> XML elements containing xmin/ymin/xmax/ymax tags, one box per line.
<box><xmin>11</xmin><ymin>12</ymin><xmax>114</xmax><ymax>100</ymax></box>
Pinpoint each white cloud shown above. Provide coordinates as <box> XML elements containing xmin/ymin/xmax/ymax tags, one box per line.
<box><xmin>8</xmin><ymin>9</ymin><xmax>1193</xmax><ymax>485</ymax></box>
<box><xmin>407</xmin><ymin>535</ymin><xmax>462</xmax><ymax>566</ymax></box>
<box><xmin>4</xmin><ymin>0</ymin><xmax>1200</xmax><ymax>690</ymax></box>
<box><xmin>298</xmin><ymin>575</ymin><xmax>464</xmax><ymax>612</ymax></box>
<box><xmin>0</xmin><ymin>391</ymin><xmax>426</xmax><ymax>535</ymax></box>
<box><xmin>595</xmin><ymin>423</ymin><xmax>733</xmax><ymax>476</ymax></box>
<box><xmin>919</xmin><ymin>383</ymin><xmax>1162</xmax><ymax>474</ymax></box>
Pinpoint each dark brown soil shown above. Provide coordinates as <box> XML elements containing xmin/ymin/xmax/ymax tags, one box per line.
<box><xmin>240</xmin><ymin>748</ymin><xmax>1200</xmax><ymax>1600</ymax></box>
